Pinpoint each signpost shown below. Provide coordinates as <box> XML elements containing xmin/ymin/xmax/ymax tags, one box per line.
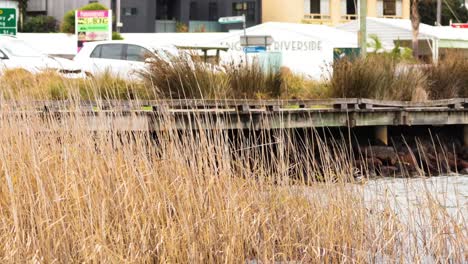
<box><xmin>0</xmin><ymin>8</ymin><xmax>17</xmax><ymax>36</ymax></box>
<box><xmin>75</xmin><ymin>10</ymin><xmax>112</xmax><ymax>52</ymax></box>
<box><xmin>218</xmin><ymin>16</ymin><xmax>245</xmax><ymax>25</ymax></box>
<box><xmin>240</xmin><ymin>35</ymin><xmax>274</xmax><ymax>47</ymax></box>
<box><xmin>218</xmin><ymin>15</ymin><xmax>248</xmax><ymax>62</ymax></box>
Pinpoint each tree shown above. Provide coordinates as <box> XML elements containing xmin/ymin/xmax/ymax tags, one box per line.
<box><xmin>419</xmin><ymin>0</ymin><xmax>468</xmax><ymax>25</ymax></box>
<box><xmin>411</xmin><ymin>0</ymin><xmax>420</xmax><ymax>58</ymax></box>
<box><xmin>17</xmin><ymin>0</ymin><xmax>28</xmax><ymax>31</ymax></box>
<box><xmin>61</xmin><ymin>3</ymin><xmax>108</xmax><ymax>33</ymax></box>
<box><xmin>23</xmin><ymin>16</ymin><xmax>57</xmax><ymax>33</ymax></box>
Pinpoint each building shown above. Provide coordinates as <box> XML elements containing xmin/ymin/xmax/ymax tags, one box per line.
<box><xmin>337</xmin><ymin>17</ymin><xmax>468</xmax><ymax>61</ymax></box>
<box><xmin>120</xmin><ymin>0</ymin><xmax>262</xmax><ymax>33</ymax></box>
<box><xmin>262</xmin><ymin>0</ymin><xmax>410</xmax><ymax>25</ymax></box>
<box><xmin>24</xmin><ymin>0</ymin><xmax>261</xmax><ymax>33</ymax></box>
<box><xmin>27</xmin><ymin>0</ymin><xmax>112</xmax><ymax>20</ymax></box>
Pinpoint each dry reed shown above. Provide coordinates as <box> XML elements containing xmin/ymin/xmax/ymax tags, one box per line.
<box><xmin>0</xmin><ymin>95</ymin><xmax>465</xmax><ymax>262</ymax></box>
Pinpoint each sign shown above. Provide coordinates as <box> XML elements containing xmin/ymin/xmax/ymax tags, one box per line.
<box><xmin>243</xmin><ymin>46</ymin><xmax>267</xmax><ymax>53</ymax></box>
<box><xmin>75</xmin><ymin>10</ymin><xmax>112</xmax><ymax>52</ymax></box>
<box><xmin>240</xmin><ymin>35</ymin><xmax>274</xmax><ymax>47</ymax></box>
<box><xmin>218</xmin><ymin>16</ymin><xmax>245</xmax><ymax>24</ymax></box>
<box><xmin>451</xmin><ymin>23</ymin><xmax>468</xmax><ymax>29</ymax></box>
<box><xmin>0</xmin><ymin>8</ymin><xmax>17</xmax><ymax>36</ymax></box>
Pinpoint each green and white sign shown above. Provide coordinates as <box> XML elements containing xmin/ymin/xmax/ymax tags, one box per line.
<box><xmin>0</xmin><ymin>8</ymin><xmax>17</xmax><ymax>35</ymax></box>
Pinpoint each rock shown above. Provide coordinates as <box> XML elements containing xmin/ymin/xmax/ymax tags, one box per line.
<box><xmin>360</xmin><ymin>146</ymin><xmax>398</xmax><ymax>165</ymax></box>
<box><xmin>378</xmin><ymin>166</ymin><xmax>399</xmax><ymax>176</ymax></box>
<box><xmin>458</xmin><ymin>159</ymin><xmax>468</xmax><ymax>169</ymax></box>
<box><xmin>461</xmin><ymin>147</ymin><xmax>468</xmax><ymax>160</ymax></box>
<box><xmin>355</xmin><ymin>158</ymin><xmax>383</xmax><ymax>168</ymax></box>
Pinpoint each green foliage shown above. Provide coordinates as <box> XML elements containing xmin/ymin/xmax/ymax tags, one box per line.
<box><xmin>367</xmin><ymin>35</ymin><xmax>414</xmax><ymax>62</ymax></box>
<box><xmin>60</xmin><ymin>3</ymin><xmax>109</xmax><ymax>33</ymax></box>
<box><xmin>176</xmin><ymin>22</ymin><xmax>189</xmax><ymax>32</ymax></box>
<box><xmin>367</xmin><ymin>34</ymin><xmax>384</xmax><ymax>53</ymax></box>
<box><xmin>23</xmin><ymin>16</ymin><xmax>57</xmax><ymax>33</ymax></box>
<box><xmin>419</xmin><ymin>0</ymin><xmax>468</xmax><ymax>25</ymax></box>
<box><xmin>112</xmin><ymin>31</ymin><xmax>124</xmax><ymax>40</ymax></box>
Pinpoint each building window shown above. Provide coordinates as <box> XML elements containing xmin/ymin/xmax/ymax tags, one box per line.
<box><xmin>232</xmin><ymin>2</ymin><xmax>256</xmax><ymax>22</ymax></box>
<box><xmin>383</xmin><ymin>0</ymin><xmax>396</xmax><ymax>16</ymax></box>
<box><xmin>310</xmin><ymin>0</ymin><xmax>320</xmax><ymax>13</ymax></box>
<box><xmin>122</xmin><ymin>7</ymin><xmax>138</xmax><ymax>16</ymax></box>
<box><xmin>190</xmin><ymin>1</ymin><xmax>198</xmax><ymax>20</ymax></box>
<box><xmin>208</xmin><ymin>2</ymin><xmax>218</xmax><ymax>21</ymax></box>
<box><xmin>156</xmin><ymin>0</ymin><xmax>176</xmax><ymax>20</ymax></box>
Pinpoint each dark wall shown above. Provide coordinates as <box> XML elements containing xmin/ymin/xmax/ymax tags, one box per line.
<box><xmin>121</xmin><ymin>0</ymin><xmax>155</xmax><ymax>32</ymax></box>
<box><xmin>121</xmin><ymin>0</ymin><xmax>261</xmax><ymax>33</ymax></box>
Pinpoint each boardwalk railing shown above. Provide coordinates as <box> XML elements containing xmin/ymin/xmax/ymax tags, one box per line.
<box><xmin>1</xmin><ymin>98</ymin><xmax>467</xmax><ymax>112</ymax></box>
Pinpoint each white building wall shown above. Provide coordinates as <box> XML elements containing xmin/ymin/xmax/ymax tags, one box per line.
<box><xmin>396</xmin><ymin>0</ymin><xmax>402</xmax><ymax>17</ymax></box>
<box><xmin>377</xmin><ymin>0</ymin><xmax>383</xmax><ymax>16</ymax></box>
<box><xmin>27</xmin><ymin>0</ymin><xmax>46</xmax><ymax>12</ymax></box>
<box><xmin>0</xmin><ymin>0</ymin><xmax>19</xmax><ymax>8</ymax></box>
<box><xmin>321</xmin><ymin>0</ymin><xmax>330</xmax><ymax>15</ymax></box>
<box><xmin>304</xmin><ymin>0</ymin><xmax>310</xmax><ymax>13</ymax></box>
<box><xmin>341</xmin><ymin>0</ymin><xmax>347</xmax><ymax>15</ymax></box>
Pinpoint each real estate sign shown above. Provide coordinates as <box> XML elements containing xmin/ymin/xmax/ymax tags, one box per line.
<box><xmin>0</xmin><ymin>8</ymin><xmax>17</xmax><ymax>35</ymax></box>
<box><xmin>75</xmin><ymin>10</ymin><xmax>112</xmax><ymax>52</ymax></box>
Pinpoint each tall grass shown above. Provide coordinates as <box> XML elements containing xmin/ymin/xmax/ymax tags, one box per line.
<box><xmin>0</xmin><ymin>97</ymin><xmax>466</xmax><ymax>262</ymax></box>
<box><xmin>0</xmin><ymin>69</ymin><xmax>153</xmax><ymax>101</ymax></box>
<box><xmin>140</xmin><ymin>54</ymin><xmax>282</xmax><ymax>99</ymax></box>
<box><xmin>425</xmin><ymin>52</ymin><xmax>468</xmax><ymax>99</ymax></box>
<box><xmin>329</xmin><ymin>55</ymin><xmax>428</xmax><ymax>101</ymax></box>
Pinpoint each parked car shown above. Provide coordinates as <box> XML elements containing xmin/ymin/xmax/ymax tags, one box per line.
<box><xmin>0</xmin><ymin>36</ymin><xmax>85</xmax><ymax>78</ymax></box>
<box><xmin>73</xmin><ymin>40</ymin><xmax>181</xmax><ymax>79</ymax></box>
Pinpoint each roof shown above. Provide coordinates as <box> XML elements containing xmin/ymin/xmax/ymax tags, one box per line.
<box><xmin>336</xmin><ymin>17</ymin><xmax>468</xmax><ymax>49</ymax></box>
<box><xmin>82</xmin><ymin>40</ymin><xmax>176</xmax><ymax>50</ymax></box>
<box><xmin>204</xmin><ymin>22</ymin><xmax>357</xmax><ymax>48</ymax></box>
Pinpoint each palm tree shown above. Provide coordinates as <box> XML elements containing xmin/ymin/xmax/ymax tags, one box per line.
<box><xmin>411</xmin><ymin>0</ymin><xmax>420</xmax><ymax>59</ymax></box>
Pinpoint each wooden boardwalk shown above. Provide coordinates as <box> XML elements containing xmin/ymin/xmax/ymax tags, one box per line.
<box><xmin>2</xmin><ymin>98</ymin><xmax>468</xmax><ymax>131</ymax></box>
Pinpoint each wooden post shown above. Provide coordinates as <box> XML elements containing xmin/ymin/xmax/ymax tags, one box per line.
<box><xmin>464</xmin><ymin>125</ymin><xmax>468</xmax><ymax>147</ymax></box>
<box><xmin>375</xmin><ymin>126</ymin><xmax>388</xmax><ymax>145</ymax></box>
<box><xmin>360</xmin><ymin>0</ymin><xmax>367</xmax><ymax>57</ymax></box>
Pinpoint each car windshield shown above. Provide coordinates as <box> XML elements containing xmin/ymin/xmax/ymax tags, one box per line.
<box><xmin>1</xmin><ymin>39</ymin><xmax>42</xmax><ymax>57</ymax></box>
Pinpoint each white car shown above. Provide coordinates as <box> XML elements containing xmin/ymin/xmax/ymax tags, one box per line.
<box><xmin>74</xmin><ymin>40</ymin><xmax>180</xmax><ymax>79</ymax></box>
<box><xmin>0</xmin><ymin>36</ymin><xmax>85</xmax><ymax>78</ymax></box>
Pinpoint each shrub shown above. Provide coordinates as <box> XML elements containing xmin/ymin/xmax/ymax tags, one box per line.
<box><xmin>23</xmin><ymin>16</ymin><xmax>57</xmax><ymax>33</ymax></box>
<box><xmin>224</xmin><ymin>60</ymin><xmax>282</xmax><ymax>99</ymax></box>
<box><xmin>329</xmin><ymin>55</ymin><xmax>427</xmax><ymax>101</ymax></box>
<box><xmin>112</xmin><ymin>31</ymin><xmax>124</xmax><ymax>40</ymax></box>
<box><xmin>60</xmin><ymin>3</ymin><xmax>109</xmax><ymax>34</ymax></box>
<box><xmin>279</xmin><ymin>67</ymin><xmax>330</xmax><ymax>99</ymax></box>
<box><xmin>140</xmin><ymin>53</ymin><xmax>230</xmax><ymax>99</ymax></box>
<box><xmin>140</xmin><ymin>53</ymin><xmax>284</xmax><ymax>99</ymax></box>
<box><xmin>425</xmin><ymin>51</ymin><xmax>468</xmax><ymax>99</ymax></box>
<box><xmin>176</xmin><ymin>22</ymin><xmax>188</xmax><ymax>32</ymax></box>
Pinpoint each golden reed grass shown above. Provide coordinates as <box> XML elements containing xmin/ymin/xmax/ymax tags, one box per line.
<box><xmin>0</xmin><ymin>95</ymin><xmax>465</xmax><ymax>263</ymax></box>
